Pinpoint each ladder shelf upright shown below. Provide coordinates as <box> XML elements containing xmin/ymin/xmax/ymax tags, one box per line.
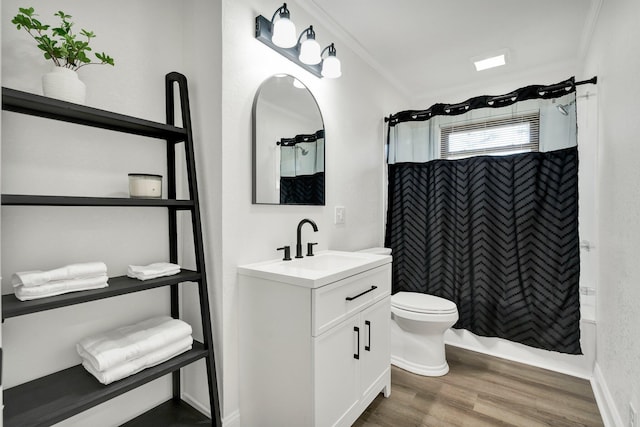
<box><xmin>1</xmin><ymin>72</ymin><xmax>221</xmax><ymax>427</ymax></box>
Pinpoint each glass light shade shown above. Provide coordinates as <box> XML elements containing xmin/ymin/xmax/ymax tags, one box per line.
<box><xmin>321</xmin><ymin>55</ymin><xmax>342</xmax><ymax>78</ymax></box>
<box><xmin>272</xmin><ymin>18</ymin><xmax>297</xmax><ymax>48</ymax></box>
<box><xmin>299</xmin><ymin>38</ymin><xmax>321</xmax><ymax>65</ymax></box>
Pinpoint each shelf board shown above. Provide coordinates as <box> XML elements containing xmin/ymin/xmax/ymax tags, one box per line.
<box><xmin>2</xmin><ymin>87</ymin><xmax>187</xmax><ymax>141</ymax></box>
<box><xmin>1</xmin><ymin>194</ymin><xmax>195</xmax><ymax>208</ymax></box>
<box><xmin>3</xmin><ymin>341</ymin><xmax>208</xmax><ymax>427</ymax></box>
<box><xmin>120</xmin><ymin>399</ymin><xmax>210</xmax><ymax>426</ymax></box>
<box><xmin>2</xmin><ymin>270</ymin><xmax>201</xmax><ymax>319</ymax></box>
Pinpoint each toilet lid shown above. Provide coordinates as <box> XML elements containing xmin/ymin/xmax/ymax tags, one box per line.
<box><xmin>392</xmin><ymin>292</ymin><xmax>457</xmax><ymax>314</ymax></box>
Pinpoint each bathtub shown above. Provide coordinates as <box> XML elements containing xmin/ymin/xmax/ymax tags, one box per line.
<box><xmin>444</xmin><ymin>293</ymin><xmax>596</xmax><ymax>379</ymax></box>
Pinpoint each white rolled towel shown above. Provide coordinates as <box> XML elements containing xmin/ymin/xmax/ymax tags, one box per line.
<box><xmin>14</xmin><ymin>275</ymin><xmax>109</xmax><ymax>301</ymax></box>
<box><xmin>127</xmin><ymin>262</ymin><xmax>181</xmax><ymax>281</ymax></box>
<box><xmin>12</xmin><ymin>262</ymin><xmax>108</xmax><ymax>288</ymax></box>
<box><xmin>81</xmin><ymin>335</ymin><xmax>193</xmax><ymax>385</ymax></box>
<box><xmin>76</xmin><ymin>315</ymin><xmax>193</xmax><ymax>372</ymax></box>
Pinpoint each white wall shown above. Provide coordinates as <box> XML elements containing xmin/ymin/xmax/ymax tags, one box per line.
<box><xmin>1</xmin><ymin>1</ymin><xmax>211</xmax><ymax>425</ymax></box>
<box><xmin>583</xmin><ymin>0</ymin><xmax>640</xmax><ymax>425</ymax></box>
<box><xmin>178</xmin><ymin>0</ymin><xmax>224</xmax><ymax>418</ymax></box>
<box><xmin>1</xmin><ymin>0</ymin><xmax>403</xmax><ymax>425</ymax></box>
<box><xmin>218</xmin><ymin>0</ymin><xmax>404</xmax><ymax>423</ymax></box>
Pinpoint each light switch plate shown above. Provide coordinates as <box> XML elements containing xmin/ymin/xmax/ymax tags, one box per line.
<box><xmin>335</xmin><ymin>206</ymin><xmax>346</xmax><ymax>224</ymax></box>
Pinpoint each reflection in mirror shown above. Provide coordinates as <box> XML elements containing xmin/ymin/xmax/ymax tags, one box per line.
<box><xmin>253</xmin><ymin>74</ymin><xmax>325</xmax><ymax>205</ymax></box>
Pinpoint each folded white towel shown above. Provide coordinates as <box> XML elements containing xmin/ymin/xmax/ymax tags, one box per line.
<box><xmin>76</xmin><ymin>315</ymin><xmax>193</xmax><ymax>372</ymax></box>
<box><xmin>12</xmin><ymin>262</ymin><xmax>108</xmax><ymax>288</ymax></box>
<box><xmin>81</xmin><ymin>335</ymin><xmax>193</xmax><ymax>385</ymax></box>
<box><xmin>14</xmin><ymin>275</ymin><xmax>109</xmax><ymax>301</ymax></box>
<box><xmin>127</xmin><ymin>262</ymin><xmax>181</xmax><ymax>281</ymax></box>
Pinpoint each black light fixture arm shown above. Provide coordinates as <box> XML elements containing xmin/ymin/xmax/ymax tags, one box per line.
<box><xmin>271</xmin><ymin>3</ymin><xmax>290</xmax><ymax>25</ymax></box>
<box><xmin>321</xmin><ymin>43</ymin><xmax>337</xmax><ymax>58</ymax></box>
<box><xmin>297</xmin><ymin>25</ymin><xmax>316</xmax><ymax>45</ymax></box>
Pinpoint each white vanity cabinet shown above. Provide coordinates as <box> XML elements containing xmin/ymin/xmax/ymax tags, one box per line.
<box><xmin>238</xmin><ymin>251</ymin><xmax>392</xmax><ymax>427</ymax></box>
<box><xmin>314</xmin><ymin>296</ymin><xmax>390</xmax><ymax>426</ymax></box>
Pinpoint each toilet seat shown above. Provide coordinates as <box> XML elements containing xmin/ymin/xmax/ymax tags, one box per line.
<box><xmin>391</xmin><ymin>292</ymin><xmax>457</xmax><ymax>315</ymax></box>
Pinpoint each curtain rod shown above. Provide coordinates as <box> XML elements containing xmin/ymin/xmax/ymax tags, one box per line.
<box><xmin>276</xmin><ymin>129</ymin><xmax>325</xmax><ymax>146</ymax></box>
<box><xmin>385</xmin><ymin>76</ymin><xmax>597</xmax><ymax>124</ymax></box>
<box><xmin>575</xmin><ymin>76</ymin><xmax>597</xmax><ymax>86</ymax></box>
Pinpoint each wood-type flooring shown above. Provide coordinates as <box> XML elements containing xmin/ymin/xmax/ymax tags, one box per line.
<box><xmin>354</xmin><ymin>345</ymin><xmax>603</xmax><ymax>427</ymax></box>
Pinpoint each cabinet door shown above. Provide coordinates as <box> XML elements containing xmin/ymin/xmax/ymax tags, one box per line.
<box><xmin>359</xmin><ymin>297</ymin><xmax>390</xmax><ymax>398</ymax></box>
<box><xmin>314</xmin><ymin>314</ymin><xmax>360</xmax><ymax>427</ymax></box>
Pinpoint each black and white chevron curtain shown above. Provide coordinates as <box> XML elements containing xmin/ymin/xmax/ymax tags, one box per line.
<box><xmin>384</xmin><ymin>77</ymin><xmax>593</xmax><ymax>355</ymax></box>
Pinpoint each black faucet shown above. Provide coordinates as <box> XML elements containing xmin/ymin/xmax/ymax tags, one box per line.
<box><xmin>277</xmin><ymin>245</ymin><xmax>292</xmax><ymax>261</ymax></box>
<box><xmin>296</xmin><ymin>218</ymin><xmax>318</xmax><ymax>258</ymax></box>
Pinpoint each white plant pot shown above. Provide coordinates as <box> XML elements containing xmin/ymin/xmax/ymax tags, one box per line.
<box><xmin>42</xmin><ymin>67</ymin><xmax>86</xmax><ymax>104</ymax></box>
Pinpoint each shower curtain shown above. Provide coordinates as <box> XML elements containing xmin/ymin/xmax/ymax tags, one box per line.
<box><xmin>385</xmin><ymin>77</ymin><xmax>585</xmax><ymax>355</ymax></box>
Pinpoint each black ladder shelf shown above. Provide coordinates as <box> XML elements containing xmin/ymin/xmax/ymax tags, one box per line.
<box><xmin>1</xmin><ymin>73</ymin><xmax>221</xmax><ymax>427</ymax></box>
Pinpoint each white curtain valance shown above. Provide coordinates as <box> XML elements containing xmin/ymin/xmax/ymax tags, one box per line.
<box><xmin>388</xmin><ymin>93</ymin><xmax>577</xmax><ymax>164</ymax></box>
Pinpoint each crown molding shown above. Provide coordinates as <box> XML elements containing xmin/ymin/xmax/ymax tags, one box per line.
<box><xmin>578</xmin><ymin>0</ymin><xmax>604</xmax><ymax>60</ymax></box>
<box><xmin>291</xmin><ymin>0</ymin><xmax>412</xmax><ymax>98</ymax></box>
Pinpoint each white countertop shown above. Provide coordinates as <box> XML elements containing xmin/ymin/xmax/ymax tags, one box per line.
<box><xmin>237</xmin><ymin>250</ymin><xmax>392</xmax><ymax>288</ymax></box>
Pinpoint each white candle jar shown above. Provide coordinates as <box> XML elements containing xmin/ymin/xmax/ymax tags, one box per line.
<box><xmin>128</xmin><ymin>174</ymin><xmax>162</xmax><ymax>198</ymax></box>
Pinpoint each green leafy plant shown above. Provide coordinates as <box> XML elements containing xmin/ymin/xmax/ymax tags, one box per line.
<box><xmin>12</xmin><ymin>7</ymin><xmax>115</xmax><ymax>70</ymax></box>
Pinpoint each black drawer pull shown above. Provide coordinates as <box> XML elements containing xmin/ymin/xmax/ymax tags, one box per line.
<box><xmin>354</xmin><ymin>326</ymin><xmax>360</xmax><ymax>360</ymax></box>
<box><xmin>365</xmin><ymin>320</ymin><xmax>371</xmax><ymax>351</ymax></box>
<box><xmin>345</xmin><ymin>285</ymin><xmax>377</xmax><ymax>301</ymax></box>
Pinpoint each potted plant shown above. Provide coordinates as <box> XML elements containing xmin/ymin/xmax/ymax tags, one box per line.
<box><xmin>12</xmin><ymin>7</ymin><xmax>115</xmax><ymax>104</ymax></box>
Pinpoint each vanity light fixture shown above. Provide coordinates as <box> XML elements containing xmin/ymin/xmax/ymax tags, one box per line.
<box><xmin>298</xmin><ymin>26</ymin><xmax>321</xmax><ymax>65</ymax></box>
<box><xmin>270</xmin><ymin>3</ymin><xmax>297</xmax><ymax>48</ymax></box>
<box><xmin>320</xmin><ymin>43</ymin><xmax>341</xmax><ymax>78</ymax></box>
<box><xmin>255</xmin><ymin>5</ymin><xmax>341</xmax><ymax>78</ymax></box>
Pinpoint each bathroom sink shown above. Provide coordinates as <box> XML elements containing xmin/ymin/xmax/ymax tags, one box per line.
<box><xmin>286</xmin><ymin>252</ymin><xmax>366</xmax><ymax>271</ymax></box>
<box><xmin>238</xmin><ymin>250</ymin><xmax>392</xmax><ymax>288</ymax></box>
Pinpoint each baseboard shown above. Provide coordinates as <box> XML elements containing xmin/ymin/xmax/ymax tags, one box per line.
<box><xmin>222</xmin><ymin>409</ymin><xmax>241</xmax><ymax>427</ymax></box>
<box><xmin>181</xmin><ymin>393</ymin><xmax>241</xmax><ymax>427</ymax></box>
<box><xmin>591</xmin><ymin>363</ymin><xmax>624</xmax><ymax>427</ymax></box>
<box><xmin>181</xmin><ymin>392</ymin><xmax>211</xmax><ymax>418</ymax></box>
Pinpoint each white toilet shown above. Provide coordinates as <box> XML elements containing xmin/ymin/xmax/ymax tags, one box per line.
<box><xmin>359</xmin><ymin>247</ymin><xmax>459</xmax><ymax>377</ymax></box>
<box><xmin>391</xmin><ymin>292</ymin><xmax>458</xmax><ymax>376</ymax></box>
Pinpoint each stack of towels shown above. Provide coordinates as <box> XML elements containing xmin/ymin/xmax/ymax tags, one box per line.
<box><xmin>127</xmin><ymin>262</ymin><xmax>181</xmax><ymax>281</ymax></box>
<box><xmin>12</xmin><ymin>262</ymin><xmax>109</xmax><ymax>301</ymax></box>
<box><xmin>76</xmin><ymin>315</ymin><xmax>193</xmax><ymax>385</ymax></box>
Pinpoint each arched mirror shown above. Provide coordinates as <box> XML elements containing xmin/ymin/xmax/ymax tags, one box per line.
<box><xmin>252</xmin><ymin>74</ymin><xmax>325</xmax><ymax>205</ymax></box>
